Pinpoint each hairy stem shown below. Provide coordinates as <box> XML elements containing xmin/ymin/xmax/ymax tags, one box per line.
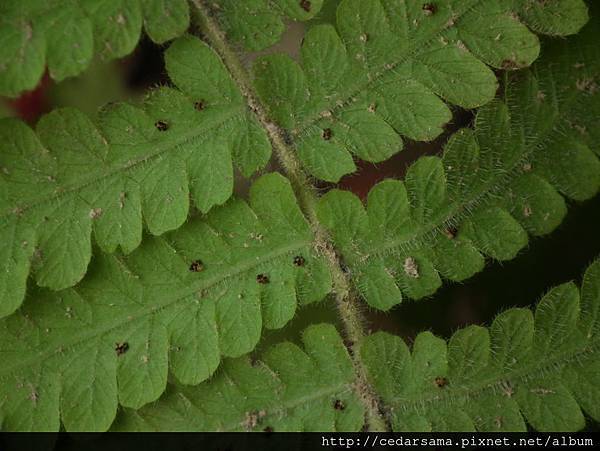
<box><xmin>191</xmin><ymin>0</ymin><xmax>389</xmax><ymax>432</ymax></box>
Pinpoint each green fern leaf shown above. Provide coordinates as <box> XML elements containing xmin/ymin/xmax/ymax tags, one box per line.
<box><xmin>361</xmin><ymin>258</ymin><xmax>600</xmax><ymax>432</ymax></box>
<box><xmin>0</xmin><ymin>173</ymin><xmax>331</xmax><ymax>432</ymax></box>
<box><xmin>111</xmin><ymin>323</ymin><xmax>363</xmax><ymax>432</ymax></box>
<box><xmin>514</xmin><ymin>0</ymin><xmax>589</xmax><ymax>36</ymax></box>
<box><xmin>317</xmin><ymin>14</ymin><xmax>600</xmax><ymax>310</ymax></box>
<box><xmin>251</xmin><ymin>0</ymin><xmax>588</xmax><ymax>182</ymax></box>
<box><xmin>0</xmin><ymin>0</ymin><xmax>191</xmax><ymax>97</ymax></box>
<box><xmin>0</xmin><ymin>34</ymin><xmax>271</xmax><ymax>318</ymax></box>
<box><xmin>209</xmin><ymin>0</ymin><xmax>325</xmax><ymax>52</ymax></box>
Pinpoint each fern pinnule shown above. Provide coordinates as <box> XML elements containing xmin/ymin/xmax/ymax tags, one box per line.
<box><xmin>107</xmin><ymin>258</ymin><xmax>600</xmax><ymax>432</ymax></box>
<box><xmin>0</xmin><ymin>173</ymin><xmax>331</xmax><ymax>432</ymax></box>
<box><xmin>250</xmin><ymin>0</ymin><xmax>589</xmax><ymax>182</ymax></box>
<box><xmin>0</xmin><ymin>0</ymin><xmax>598</xmax><ymax>435</ymax></box>
<box><xmin>361</xmin><ymin>258</ymin><xmax>600</xmax><ymax>432</ymax></box>
<box><xmin>111</xmin><ymin>323</ymin><xmax>364</xmax><ymax>432</ymax></box>
<box><xmin>316</xmin><ymin>14</ymin><xmax>600</xmax><ymax>310</ymax></box>
<box><xmin>0</xmin><ymin>35</ymin><xmax>271</xmax><ymax>318</ymax></box>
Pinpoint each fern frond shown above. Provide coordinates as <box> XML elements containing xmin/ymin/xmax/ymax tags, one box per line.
<box><xmin>93</xmin><ymin>259</ymin><xmax>600</xmax><ymax>433</ymax></box>
<box><xmin>249</xmin><ymin>0</ymin><xmax>588</xmax><ymax>182</ymax></box>
<box><xmin>361</xmin><ymin>258</ymin><xmax>600</xmax><ymax>432</ymax></box>
<box><xmin>209</xmin><ymin>0</ymin><xmax>325</xmax><ymax>52</ymax></box>
<box><xmin>0</xmin><ymin>173</ymin><xmax>331</xmax><ymax>432</ymax></box>
<box><xmin>316</xmin><ymin>13</ymin><xmax>600</xmax><ymax>310</ymax></box>
<box><xmin>111</xmin><ymin>323</ymin><xmax>363</xmax><ymax>432</ymax></box>
<box><xmin>0</xmin><ymin>35</ymin><xmax>271</xmax><ymax>318</ymax></box>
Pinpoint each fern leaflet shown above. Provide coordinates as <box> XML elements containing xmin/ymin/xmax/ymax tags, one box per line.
<box><xmin>0</xmin><ymin>173</ymin><xmax>331</xmax><ymax>432</ymax></box>
<box><xmin>0</xmin><ymin>35</ymin><xmax>271</xmax><ymax>318</ymax></box>
<box><xmin>104</xmin><ymin>258</ymin><xmax>600</xmax><ymax>432</ymax></box>
<box><xmin>0</xmin><ymin>0</ymin><xmax>334</xmax><ymax>98</ymax></box>
<box><xmin>0</xmin><ymin>0</ymin><xmax>598</xmax><ymax>435</ymax></box>
<box><xmin>250</xmin><ymin>0</ymin><xmax>588</xmax><ymax>182</ymax></box>
<box><xmin>111</xmin><ymin>324</ymin><xmax>363</xmax><ymax>432</ymax></box>
<box><xmin>361</xmin><ymin>258</ymin><xmax>600</xmax><ymax>432</ymax></box>
<box><xmin>317</xmin><ymin>15</ymin><xmax>600</xmax><ymax>310</ymax></box>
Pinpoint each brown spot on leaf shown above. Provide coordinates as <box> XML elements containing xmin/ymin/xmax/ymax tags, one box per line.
<box><xmin>115</xmin><ymin>342</ymin><xmax>129</xmax><ymax>356</ymax></box>
<box><xmin>530</xmin><ymin>387</ymin><xmax>555</xmax><ymax>395</ymax></box>
<box><xmin>155</xmin><ymin>120</ymin><xmax>169</xmax><ymax>131</ymax></box>
<box><xmin>322</xmin><ymin>128</ymin><xmax>333</xmax><ymax>140</ymax></box>
<box><xmin>443</xmin><ymin>227</ymin><xmax>457</xmax><ymax>239</ymax></box>
<box><xmin>422</xmin><ymin>3</ymin><xmax>436</xmax><ymax>15</ymax></box>
<box><xmin>434</xmin><ymin>376</ymin><xmax>448</xmax><ymax>388</ymax></box>
<box><xmin>194</xmin><ymin>100</ymin><xmax>205</xmax><ymax>111</ymax></box>
<box><xmin>189</xmin><ymin>260</ymin><xmax>204</xmax><ymax>273</ymax></box>
<box><xmin>299</xmin><ymin>0</ymin><xmax>311</xmax><ymax>12</ymax></box>
<box><xmin>494</xmin><ymin>416</ymin><xmax>503</xmax><ymax>429</ymax></box>
<box><xmin>500</xmin><ymin>381</ymin><xmax>514</xmax><ymax>397</ymax></box>
<box><xmin>576</xmin><ymin>78</ymin><xmax>599</xmax><ymax>94</ymax></box>
<box><xmin>333</xmin><ymin>399</ymin><xmax>346</xmax><ymax>410</ymax></box>
<box><xmin>119</xmin><ymin>192</ymin><xmax>126</xmax><ymax>209</ymax></box>
<box><xmin>29</xmin><ymin>389</ymin><xmax>39</xmax><ymax>405</ymax></box>
<box><xmin>256</xmin><ymin>274</ymin><xmax>270</xmax><ymax>284</ymax></box>
<box><xmin>293</xmin><ymin>255</ymin><xmax>306</xmax><ymax>267</ymax></box>
<box><xmin>536</xmin><ymin>91</ymin><xmax>546</xmax><ymax>102</ymax></box>
<box><xmin>501</xmin><ymin>59</ymin><xmax>520</xmax><ymax>70</ymax></box>
<box><xmin>89</xmin><ymin>207</ymin><xmax>103</xmax><ymax>219</ymax></box>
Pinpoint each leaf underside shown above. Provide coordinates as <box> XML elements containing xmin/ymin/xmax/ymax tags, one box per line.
<box><xmin>318</xmin><ymin>13</ymin><xmax>600</xmax><ymax>310</ymax></box>
<box><xmin>0</xmin><ymin>35</ymin><xmax>272</xmax><ymax>318</ymax></box>
<box><xmin>362</xmin><ymin>259</ymin><xmax>600</xmax><ymax>432</ymax></box>
<box><xmin>0</xmin><ymin>173</ymin><xmax>332</xmax><ymax>432</ymax></box>
<box><xmin>0</xmin><ymin>0</ymin><xmax>598</xmax><ymax>435</ymax></box>
<box><xmin>105</xmin><ymin>258</ymin><xmax>600</xmax><ymax>433</ymax></box>
<box><xmin>252</xmin><ymin>0</ymin><xmax>588</xmax><ymax>182</ymax></box>
<box><xmin>111</xmin><ymin>324</ymin><xmax>363</xmax><ymax>432</ymax></box>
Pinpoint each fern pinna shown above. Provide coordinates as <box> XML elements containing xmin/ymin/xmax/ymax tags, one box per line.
<box><xmin>0</xmin><ymin>0</ymin><xmax>325</xmax><ymax>97</ymax></box>
<box><xmin>318</xmin><ymin>19</ymin><xmax>600</xmax><ymax>310</ymax></box>
<box><xmin>0</xmin><ymin>35</ymin><xmax>272</xmax><ymax>317</ymax></box>
<box><xmin>0</xmin><ymin>0</ymin><xmax>598</xmax><ymax>433</ymax></box>
<box><xmin>111</xmin><ymin>259</ymin><xmax>600</xmax><ymax>432</ymax></box>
